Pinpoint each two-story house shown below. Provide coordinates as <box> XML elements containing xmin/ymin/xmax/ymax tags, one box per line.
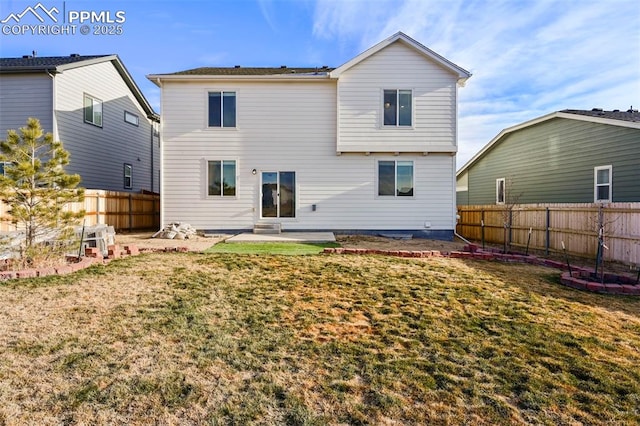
<box><xmin>0</xmin><ymin>54</ymin><xmax>160</xmax><ymax>193</ymax></box>
<box><xmin>148</xmin><ymin>32</ymin><xmax>471</xmax><ymax>238</ymax></box>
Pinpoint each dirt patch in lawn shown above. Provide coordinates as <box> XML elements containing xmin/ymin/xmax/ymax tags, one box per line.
<box><xmin>335</xmin><ymin>234</ymin><xmax>467</xmax><ymax>252</ymax></box>
<box><xmin>114</xmin><ymin>231</ymin><xmax>222</xmax><ymax>252</ymax></box>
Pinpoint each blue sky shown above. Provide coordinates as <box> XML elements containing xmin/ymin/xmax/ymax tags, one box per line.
<box><xmin>1</xmin><ymin>0</ymin><xmax>639</xmax><ymax>168</ymax></box>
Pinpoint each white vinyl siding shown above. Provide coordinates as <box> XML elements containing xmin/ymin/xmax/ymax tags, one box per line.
<box><xmin>337</xmin><ymin>41</ymin><xmax>458</xmax><ymax>153</ymax></box>
<box><xmin>161</xmin><ymin>79</ymin><xmax>456</xmax><ymax>231</ymax></box>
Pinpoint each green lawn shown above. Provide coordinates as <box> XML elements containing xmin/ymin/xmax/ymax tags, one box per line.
<box><xmin>205</xmin><ymin>241</ymin><xmax>340</xmax><ymax>255</ymax></box>
<box><xmin>1</xmin><ymin>252</ymin><xmax>639</xmax><ymax>425</ymax></box>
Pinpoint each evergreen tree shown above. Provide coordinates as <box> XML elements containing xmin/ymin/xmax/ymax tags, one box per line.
<box><xmin>0</xmin><ymin>118</ymin><xmax>84</xmax><ymax>264</ymax></box>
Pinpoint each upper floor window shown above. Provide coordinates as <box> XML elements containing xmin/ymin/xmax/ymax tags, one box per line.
<box><xmin>124</xmin><ymin>111</ymin><xmax>139</xmax><ymax>126</ymax></box>
<box><xmin>594</xmin><ymin>165</ymin><xmax>612</xmax><ymax>202</ymax></box>
<box><xmin>84</xmin><ymin>93</ymin><xmax>103</xmax><ymax>127</ymax></box>
<box><xmin>124</xmin><ymin>163</ymin><xmax>132</xmax><ymax>189</ymax></box>
<box><xmin>208</xmin><ymin>160</ymin><xmax>236</xmax><ymax>196</ymax></box>
<box><xmin>208</xmin><ymin>91</ymin><xmax>236</xmax><ymax>127</ymax></box>
<box><xmin>378</xmin><ymin>160</ymin><xmax>414</xmax><ymax>197</ymax></box>
<box><xmin>496</xmin><ymin>178</ymin><xmax>505</xmax><ymax>204</ymax></box>
<box><xmin>383</xmin><ymin>89</ymin><xmax>412</xmax><ymax>126</ymax></box>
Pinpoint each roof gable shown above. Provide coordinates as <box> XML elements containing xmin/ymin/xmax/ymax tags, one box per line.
<box><xmin>457</xmin><ymin>109</ymin><xmax>640</xmax><ymax>177</ymax></box>
<box><xmin>0</xmin><ymin>54</ymin><xmax>158</xmax><ymax>121</ymax></box>
<box><xmin>329</xmin><ymin>32</ymin><xmax>471</xmax><ymax>85</ymax></box>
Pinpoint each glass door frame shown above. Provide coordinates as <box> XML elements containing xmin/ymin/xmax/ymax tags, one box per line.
<box><xmin>260</xmin><ymin>171</ymin><xmax>296</xmax><ymax>219</ymax></box>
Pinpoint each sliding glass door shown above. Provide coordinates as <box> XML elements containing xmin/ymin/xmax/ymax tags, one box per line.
<box><xmin>261</xmin><ymin>171</ymin><xmax>295</xmax><ymax>218</ymax></box>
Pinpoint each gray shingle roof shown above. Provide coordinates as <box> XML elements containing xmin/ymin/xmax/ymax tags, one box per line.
<box><xmin>0</xmin><ymin>55</ymin><xmax>110</xmax><ymax>72</ymax></box>
<box><xmin>171</xmin><ymin>66</ymin><xmax>334</xmax><ymax>76</ymax></box>
<box><xmin>562</xmin><ymin>108</ymin><xmax>640</xmax><ymax>122</ymax></box>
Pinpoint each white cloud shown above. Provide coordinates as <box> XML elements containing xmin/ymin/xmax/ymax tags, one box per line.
<box><xmin>312</xmin><ymin>0</ymin><xmax>640</xmax><ymax>169</ymax></box>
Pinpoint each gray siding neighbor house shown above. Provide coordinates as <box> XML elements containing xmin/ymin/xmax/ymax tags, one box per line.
<box><xmin>456</xmin><ymin>109</ymin><xmax>640</xmax><ymax>205</ymax></box>
<box><xmin>0</xmin><ymin>54</ymin><xmax>160</xmax><ymax>193</ymax></box>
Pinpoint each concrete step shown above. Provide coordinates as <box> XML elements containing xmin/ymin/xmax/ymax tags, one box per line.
<box><xmin>253</xmin><ymin>223</ymin><xmax>281</xmax><ymax>234</ymax></box>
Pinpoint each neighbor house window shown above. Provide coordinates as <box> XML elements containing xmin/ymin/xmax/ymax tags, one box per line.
<box><xmin>383</xmin><ymin>89</ymin><xmax>412</xmax><ymax>126</ymax></box>
<box><xmin>496</xmin><ymin>178</ymin><xmax>505</xmax><ymax>204</ymax></box>
<box><xmin>378</xmin><ymin>160</ymin><xmax>414</xmax><ymax>196</ymax></box>
<box><xmin>124</xmin><ymin>163</ymin><xmax>132</xmax><ymax>189</ymax></box>
<box><xmin>0</xmin><ymin>162</ymin><xmax>9</xmax><ymax>176</ymax></box>
<box><xmin>124</xmin><ymin>111</ymin><xmax>139</xmax><ymax>126</ymax></box>
<box><xmin>594</xmin><ymin>165</ymin><xmax>612</xmax><ymax>202</ymax></box>
<box><xmin>84</xmin><ymin>93</ymin><xmax>103</xmax><ymax>127</ymax></box>
<box><xmin>208</xmin><ymin>160</ymin><xmax>236</xmax><ymax>196</ymax></box>
<box><xmin>208</xmin><ymin>91</ymin><xmax>236</xmax><ymax>127</ymax></box>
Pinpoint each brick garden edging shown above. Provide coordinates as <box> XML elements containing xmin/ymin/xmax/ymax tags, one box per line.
<box><xmin>0</xmin><ymin>244</ymin><xmax>190</xmax><ymax>282</ymax></box>
<box><xmin>322</xmin><ymin>245</ymin><xmax>640</xmax><ymax>296</ymax></box>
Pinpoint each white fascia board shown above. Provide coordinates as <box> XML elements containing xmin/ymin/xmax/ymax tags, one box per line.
<box><xmin>146</xmin><ymin>74</ymin><xmax>332</xmax><ymax>86</ymax></box>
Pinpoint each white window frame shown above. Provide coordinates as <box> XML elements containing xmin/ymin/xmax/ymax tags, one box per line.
<box><xmin>594</xmin><ymin>165</ymin><xmax>612</xmax><ymax>203</ymax></box>
<box><xmin>207</xmin><ymin>90</ymin><xmax>237</xmax><ymax>128</ymax></box>
<box><xmin>377</xmin><ymin>160</ymin><xmax>414</xmax><ymax>198</ymax></box>
<box><xmin>124</xmin><ymin>111</ymin><xmax>139</xmax><ymax>126</ymax></box>
<box><xmin>83</xmin><ymin>93</ymin><xmax>103</xmax><ymax>127</ymax></box>
<box><xmin>496</xmin><ymin>178</ymin><xmax>505</xmax><ymax>204</ymax></box>
<box><xmin>124</xmin><ymin>163</ymin><xmax>132</xmax><ymax>189</ymax></box>
<box><xmin>206</xmin><ymin>159</ymin><xmax>237</xmax><ymax>198</ymax></box>
<box><xmin>382</xmin><ymin>89</ymin><xmax>413</xmax><ymax>127</ymax></box>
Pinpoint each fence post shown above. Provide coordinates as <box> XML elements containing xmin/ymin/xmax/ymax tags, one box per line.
<box><xmin>128</xmin><ymin>194</ymin><xmax>133</xmax><ymax>232</ymax></box>
<box><xmin>481</xmin><ymin>209</ymin><xmax>485</xmax><ymax>250</ymax></box>
<box><xmin>545</xmin><ymin>207</ymin><xmax>550</xmax><ymax>255</ymax></box>
<box><xmin>508</xmin><ymin>209</ymin><xmax>513</xmax><ymax>250</ymax></box>
<box><xmin>96</xmin><ymin>192</ymin><xmax>101</xmax><ymax>225</ymax></box>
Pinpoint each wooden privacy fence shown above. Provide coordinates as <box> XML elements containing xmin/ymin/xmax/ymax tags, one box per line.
<box><xmin>456</xmin><ymin>203</ymin><xmax>640</xmax><ymax>266</ymax></box>
<box><xmin>0</xmin><ymin>190</ymin><xmax>160</xmax><ymax>232</ymax></box>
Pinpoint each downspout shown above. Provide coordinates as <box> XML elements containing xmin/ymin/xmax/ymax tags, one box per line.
<box><xmin>156</xmin><ymin>77</ymin><xmax>163</xmax><ymax>230</ymax></box>
<box><xmin>45</xmin><ymin>69</ymin><xmax>58</xmax><ymax>139</ymax></box>
<box><xmin>452</xmin><ymin>79</ymin><xmax>461</xmax><ymax>241</ymax></box>
<box><xmin>150</xmin><ymin>119</ymin><xmax>154</xmax><ymax>192</ymax></box>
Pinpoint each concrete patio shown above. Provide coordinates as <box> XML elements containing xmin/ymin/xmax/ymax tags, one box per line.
<box><xmin>224</xmin><ymin>232</ymin><xmax>336</xmax><ymax>243</ymax></box>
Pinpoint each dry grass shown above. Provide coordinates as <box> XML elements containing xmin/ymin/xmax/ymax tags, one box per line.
<box><xmin>1</xmin><ymin>252</ymin><xmax>639</xmax><ymax>425</ymax></box>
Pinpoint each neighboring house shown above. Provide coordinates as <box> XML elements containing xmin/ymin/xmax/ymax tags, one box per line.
<box><xmin>148</xmin><ymin>32</ymin><xmax>471</xmax><ymax>238</ymax></box>
<box><xmin>456</xmin><ymin>109</ymin><xmax>640</xmax><ymax>205</ymax></box>
<box><xmin>0</xmin><ymin>54</ymin><xmax>160</xmax><ymax>193</ymax></box>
